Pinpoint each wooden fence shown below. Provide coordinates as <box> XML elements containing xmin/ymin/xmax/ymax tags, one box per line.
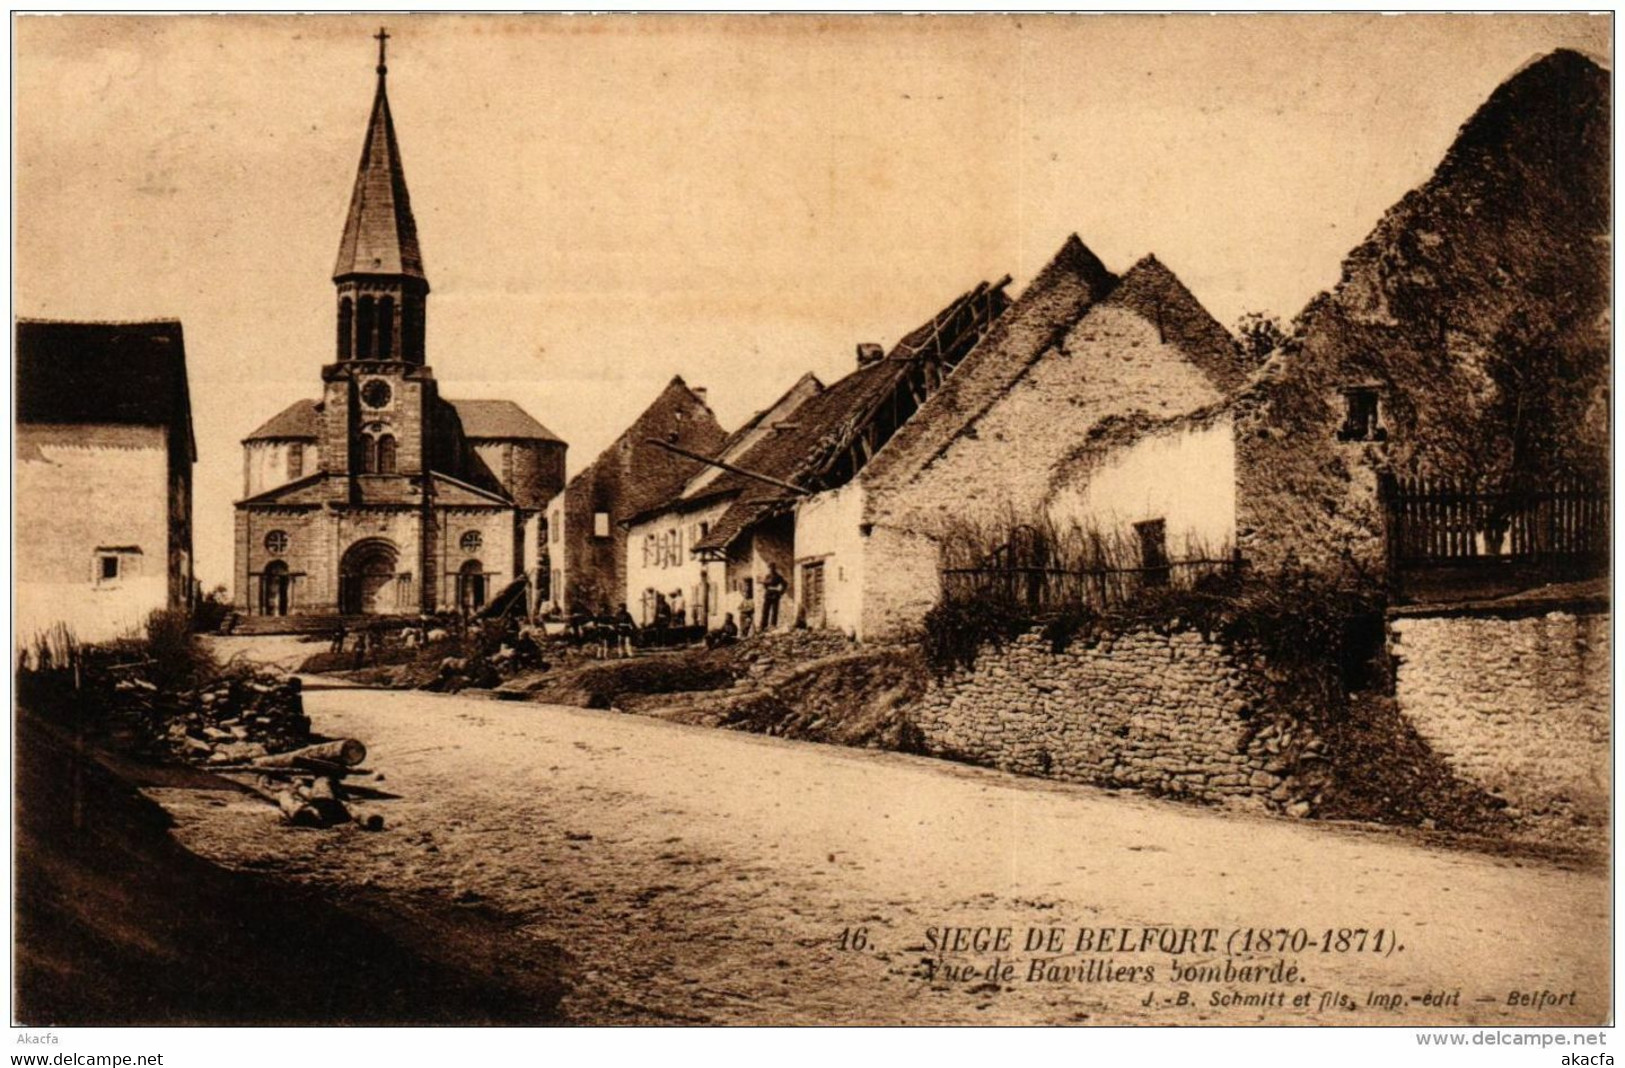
<box><xmin>1383</xmin><ymin>474</ymin><xmax>1608</xmax><ymax>570</ymax></box>
<box><xmin>940</xmin><ymin>554</ymin><xmax>1241</xmax><ymax>615</ymax></box>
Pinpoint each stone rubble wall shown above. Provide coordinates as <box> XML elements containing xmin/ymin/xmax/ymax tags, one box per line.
<box><xmin>913</xmin><ymin>627</ymin><xmax>1323</xmax><ymax>811</ymax></box>
<box><xmin>1389</xmin><ymin>608</ymin><xmax>1610</xmax><ymax>827</ymax></box>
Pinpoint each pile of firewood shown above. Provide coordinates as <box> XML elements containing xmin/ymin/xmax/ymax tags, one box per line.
<box><xmin>109</xmin><ymin>668</ymin><xmax>312</xmax><ymax>764</ymax></box>
<box><xmin>108</xmin><ymin>666</ymin><xmax>384</xmax><ymax>830</ymax></box>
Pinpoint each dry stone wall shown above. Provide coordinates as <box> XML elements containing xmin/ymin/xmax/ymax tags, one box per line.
<box><xmin>913</xmin><ymin>627</ymin><xmax>1322</xmax><ymax>811</ymax></box>
<box><xmin>1389</xmin><ymin>608</ymin><xmax>1610</xmax><ymax>828</ymax></box>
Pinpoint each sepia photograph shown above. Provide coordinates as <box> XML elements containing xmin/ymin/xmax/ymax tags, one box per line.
<box><xmin>9</xmin><ymin>10</ymin><xmax>1613</xmax><ymax>1045</ymax></box>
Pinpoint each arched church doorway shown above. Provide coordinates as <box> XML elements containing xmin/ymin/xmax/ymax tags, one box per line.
<box><xmin>340</xmin><ymin>539</ymin><xmax>400</xmax><ymax>615</ymax></box>
<box><xmin>457</xmin><ymin>559</ymin><xmax>488</xmax><ymax>612</ymax></box>
<box><xmin>260</xmin><ymin>561</ymin><xmax>290</xmax><ymax>617</ymax></box>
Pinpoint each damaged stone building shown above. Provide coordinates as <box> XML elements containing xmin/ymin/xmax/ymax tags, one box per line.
<box><xmin>1231</xmin><ymin>48</ymin><xmax>1612</xmax><ymax>828</ymax></box>
<box><xmin>234</xmin><ymin>44</ymin><xmax>565</xmax><ymax>621</ymax></box>
<box><xmin>622</xmin><ymin>280</ymin><xmax>1011</xmax><ymax>632</ymax></box>
<box><xmin>860</xmin><ymin>237</ymin><xmax>1247</xmax><ymax>637</ymax></box>
<box><xmin>544</xmin><ymin>376</ymin><xmax>725</xmax><ymax>616</ymax></box>
<box><xmin>614</xmin><ymin>236</ymin><xmax>1243</xmax><ymax>641</ymax></box>
<box><xmin>1234</xmin><ymin>48</ymin><xmax>1609</xmax><ymax>588</ymax></box>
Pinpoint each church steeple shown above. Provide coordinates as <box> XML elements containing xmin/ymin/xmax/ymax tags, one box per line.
<box><xmin>334</xmin><ymin>28</ymin><xmax>428</xmax><ymax>364</ymax></box>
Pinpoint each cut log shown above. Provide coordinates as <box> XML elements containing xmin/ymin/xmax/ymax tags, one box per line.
<box><xmin>213</xmin><ymin>760</ymin><xmax>368</xmax><ymax>779</ymax></box>
<box><xmin>275</xmin><ymin>788</ymin><xmax>350</xmax><ymax>827</ymax></box>
<box><xmin>276</xmin><ymin>789</ymin><xmax>322</xmax><ymax>826</ymax></box>
<box><xmin>253</xmin><ymin>738</ymin><xmax>367</xmax><ymax>768</ymax></box>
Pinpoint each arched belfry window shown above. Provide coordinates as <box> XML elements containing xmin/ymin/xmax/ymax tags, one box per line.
<box><xmin>377</xmin><ymin>296</ymin><xmax>395</xmax><ymax>359</ymax></box>
<box><xmin>356</xmin><ymin>296</ymin><xmax>376</xmax><ymax>359</ymax></box>
<box><xmin>402</xmin><ymin>296</ymin><xmax>424</xmax><ymax>362</ymax></box>
<box><xmin>377</xmin><ymin>434</ymin><xmax>397</xmax><ymax>474</ymax></box>
<box><xmin>361</xmin><ymin>434</ymin><xmax>379</xmax><ymax>474</ymax></box>
<box><xmin>338</xmin><ymin>297</ymin><xmax>354</xmax><ymax>359</ymax></box>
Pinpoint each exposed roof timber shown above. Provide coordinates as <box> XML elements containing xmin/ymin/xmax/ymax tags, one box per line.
<box><xmin>645</xmin><ymin>437</ymin><xmax>813</xmax><ymax>496</ymax></box>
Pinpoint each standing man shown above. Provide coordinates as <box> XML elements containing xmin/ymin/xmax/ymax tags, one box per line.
<box><xmin>760</xmin><ymin>562</ymin><xmax>788</xmax><ymax>631</ymax></box>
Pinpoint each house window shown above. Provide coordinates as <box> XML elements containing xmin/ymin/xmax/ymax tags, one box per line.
<box><xmin>1135</xmin><ymin>519</ymin><xmax>1170</xmax><ymax>587</ymax></box>
<box><xmin>93</xmin><ymin>547</ymin><xmax>140</xmax><ymax>586</ymax></box>
<box><xmin>264</xmin><ymin>530</ymin><xmax>290</xmax><ymax>556</ymax></box>
<box><xmin>287</xmin><ymin>443</ymin><xmax>304</xmax><ymax>480</ymax></box>
<box><xmin>460</xmin><ymin>530</ymin><xmax>483</xmax><ymax>554</ymax></box>
<box><xmin>1337</xmin><ymin>387</ymin><xmax>1386</xmax><ymax>442</ymax></box>
<box><xmin>802</xmin><ymin>561</ymin><xmax>826</xmax><ymax>626</ymax></box>
<box><xmin>594</xmin><ymin>512</ymin><xmax>611</xmax><ymax>538</ymax></box>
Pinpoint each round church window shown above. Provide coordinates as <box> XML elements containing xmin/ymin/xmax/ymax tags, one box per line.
<box><xmin>265</xmin><ymin>530</ymin><xmax>290</xmax><ymax>555</ymax></box>
<box><xmin>460</xmin><ymin>531</ymin><xmax>483</xmax><ymax>554</ymax></box>
<box><xmin>361</xmin><ymin>379</ymin><xmax>393</xmax><ymax>409</ymax></box>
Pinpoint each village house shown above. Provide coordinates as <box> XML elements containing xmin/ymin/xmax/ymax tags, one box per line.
<box><xmin>544</xmin><ymin>376</ymin><xmax>725</xmax><ymax>616</ymax></box>
<box><xmin>16</xmin><ymin>319</ymin><xmax>196</xmax><ymax>644</ymax></box>
<box><xmin>621</xmin><ymin>373</ymin><xmax>824</xmax><ymax>630</ymax></box>
<box><xmin>234</xmin><ymin>40</ymin><xmax>565</xmax><ymax>622</ymax></box>
<box><xmin>623</xmin><ymin>280</ymin><xmax>1011</xmax><ymax>633</ymax></box>
<box><xmin>855</xmin><ymin>236</ymin><xmax>1247</xmax><ymax>637</ymax></box>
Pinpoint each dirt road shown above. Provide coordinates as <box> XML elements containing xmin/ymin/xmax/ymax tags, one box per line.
<box><xmin>152</xmin><ymin>676</ymin><xmax>1610</xmax><ymax>1025</ymax></box>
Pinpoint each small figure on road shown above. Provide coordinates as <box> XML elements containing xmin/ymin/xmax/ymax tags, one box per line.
<box><xmin>614</xmin><ymin>603</ymin><xmax>637</xmax><ymax>658</ymax></box>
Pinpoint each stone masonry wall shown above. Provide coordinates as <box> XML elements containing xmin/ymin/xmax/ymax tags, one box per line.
<box><xmin>914</xmin><ymin>627</ymin><xmax>1321</xmax><ymax>811</ymax></box>
<box><xmin>1389</xmin><ymin>608</ymin><xmax>1610</xmax><ymax>828</ymax></box>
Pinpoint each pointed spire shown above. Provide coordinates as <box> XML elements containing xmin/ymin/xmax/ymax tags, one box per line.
<box><xmin>334</xmin><ymin>29</ymin><xmax>425</xmax><ymax>282</ymax></box>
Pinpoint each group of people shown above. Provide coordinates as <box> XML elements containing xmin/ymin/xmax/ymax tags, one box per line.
<box><xmin>541</xmin><ymin>562</ymin><xmax>795</xmax><ymax>659</ymax></box>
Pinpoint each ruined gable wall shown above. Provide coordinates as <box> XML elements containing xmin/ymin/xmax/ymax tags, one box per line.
<box><xmin>1236</xmin><ymin>53</ymin><xmax>1609</xmax><ymax>575</ymax></box>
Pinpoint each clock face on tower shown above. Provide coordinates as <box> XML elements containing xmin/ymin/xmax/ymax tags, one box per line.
<box><xmin>360</xmin><ymin>379</ymin><xmax>393</xmax><ymax>409</ymax></box>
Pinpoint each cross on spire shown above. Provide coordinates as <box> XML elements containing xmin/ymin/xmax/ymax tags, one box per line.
<box><xmin>374</xmin><ymin>27</ymin><xmax>389</xmax><ymax>76</ymax></box>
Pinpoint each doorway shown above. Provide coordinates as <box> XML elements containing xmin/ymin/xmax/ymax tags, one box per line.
<box><xmin>260</xmin><ymin>561</ymin><xmax>290</xmax><ymax>616</ymax></box>
<box><xmin>339</xmin><ymin>539</ymin><xmax>400</xmax><ymax>615</ymax></box>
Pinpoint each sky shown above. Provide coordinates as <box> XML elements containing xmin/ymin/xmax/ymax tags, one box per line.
<box><xmin>11</xmin><ymin>13</ymin><xmax>1610</xmax><ymax>592</ymax></box>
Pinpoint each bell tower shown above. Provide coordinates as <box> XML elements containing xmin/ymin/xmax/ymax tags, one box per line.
<box><xmin>321</xmin><ymin>28</ymin><xmax>435</xmax><ymax>484</ymax></box>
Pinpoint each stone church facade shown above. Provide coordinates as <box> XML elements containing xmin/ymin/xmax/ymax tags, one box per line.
<box><xmin>234</xmin><ymin>41</ymin><xmax>564</xmax><ymax>620</ymax></box>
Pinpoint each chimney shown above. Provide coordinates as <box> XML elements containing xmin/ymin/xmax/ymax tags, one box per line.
<box><xmin>692</xmin><ymin>386</ymin><xmax>708</xmax><ymax>406</ymax></box>
<box><xmin>856</xmin><ymin>343</ymin><xmax>884</xmax><ymax>366</ymax></box>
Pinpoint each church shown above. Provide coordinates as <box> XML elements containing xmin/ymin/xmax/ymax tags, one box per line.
<box><xmin>234</xmin><ymin>33</ymin><xmax>565</xmax><ymax>620</ymax></box>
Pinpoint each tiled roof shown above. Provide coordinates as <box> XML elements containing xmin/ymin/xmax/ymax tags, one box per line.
<box><xmin>245</xmin><ymin>398</ymin><xmax>321</xmax><ymax>441</ymax></box>
<box><xmin>448</xmin><ymin>399</ymin><xmax>562</xmax><ymax>442</ymax></box>
<box><xmin>16</xmin><ymin>318</ymin><xmax>195</xmax><ymax>460</ymax></box>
